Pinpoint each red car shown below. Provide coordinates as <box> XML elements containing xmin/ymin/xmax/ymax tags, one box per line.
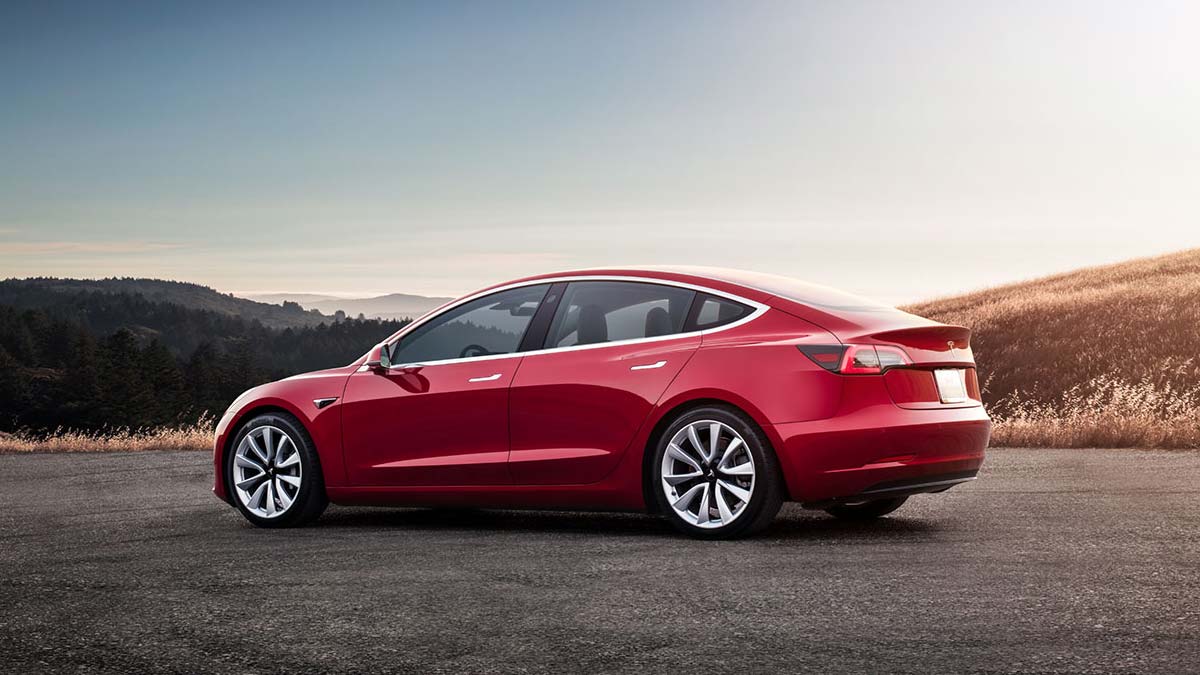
<box><xmin>213</xmin><ymin>267</ymin><xmax>990</xmax><ymax>538</ymax></box>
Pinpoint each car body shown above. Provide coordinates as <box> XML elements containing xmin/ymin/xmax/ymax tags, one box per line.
<box><xmin>213</xmin><ymin>267</ymin><xmax>990</xmax><ymax>537</ymax></box>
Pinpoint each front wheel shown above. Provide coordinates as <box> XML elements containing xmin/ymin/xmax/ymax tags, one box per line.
<box><xmin>226</xmin><ymin>412</ymin><xmax>328</xmax><ymax>528</ymax></box>
<box><xmin>652</xmin><ymin>406</ymin><xmax>784</xmax><ymax>539</ymax></box>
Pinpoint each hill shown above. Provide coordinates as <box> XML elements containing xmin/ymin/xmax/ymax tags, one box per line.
<box><xmin>904</xmin><ymin>248</ymin><xmax>1200</xmax><ymax>447</ymax></box>
<box><xmin>0</xmin><ymin>278</ymin><xmax>330</xmax><ymax>329</ymax></box>
<box><xmin>240</xmin><ymin>291</ymin><xmax>452</xmax><ymax>321</ymax></box>
<box><xmin>0</xmin><ymin>279</ymin><xmax>407</xmax><ymax>433</ymax></box>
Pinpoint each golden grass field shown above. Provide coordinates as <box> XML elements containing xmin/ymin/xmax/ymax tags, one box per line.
<box><xmin>905</xmin><ymin>248</ymin><xmax>1200</xmax><ymax>448</ymax></box>
<box><xmin>0</xmin><ymin>415</ymin><xmax>216</xmax><ymax>454</ymax></box>
<box><xmin>3</xmin><ymin>249</ymin><xmax>1197</xmax><ymax>453</ymax></box>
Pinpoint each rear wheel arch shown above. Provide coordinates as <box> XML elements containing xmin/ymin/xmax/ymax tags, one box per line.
<box><xmin>640</xmin><ymin>397</ymin><xmax>788</xmax><ymax>513</ymax></box>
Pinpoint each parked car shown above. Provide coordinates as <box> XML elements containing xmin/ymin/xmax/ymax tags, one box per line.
<box><xmin>214</xmin><ymin>267</ymin><xmax>990</xmax><ymax>538</ymax></box>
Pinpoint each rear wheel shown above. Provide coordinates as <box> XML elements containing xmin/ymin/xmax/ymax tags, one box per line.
<box><xmin>824</xmin><ymin>497</ymin><xmax>907</xmax><ymax>521</ymax></box>
<box><xmin>226</xmin><ymin>412</ymin><xmax>328</xmax><ymax>528</ymax></box>
<box><xmin>652</xmin><ymin>405</ymin><xmax>784</xmax><ymax>539</ymax></box>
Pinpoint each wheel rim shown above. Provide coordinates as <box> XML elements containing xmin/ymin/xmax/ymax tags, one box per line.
<box><xmin>660</xmin><ymin>420</ymin><xmax>756</xmax><ymax>529</ymax></box>
<box><xmin>233</xmin><ymin>425</ymin><xmax>302</xmax><ymax>519</ymax></box>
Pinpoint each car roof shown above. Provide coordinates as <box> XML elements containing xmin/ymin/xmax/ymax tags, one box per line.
<box><xmin>505</xmin><ymin>265</ymin><xmax>891</xmax><ymax>312</ymax></box>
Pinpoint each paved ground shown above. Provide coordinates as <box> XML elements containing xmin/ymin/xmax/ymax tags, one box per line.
<box><xmin>1</xmin><ymin>449</ymin><xmax>1197</xmax><ymax>674</ymax></box>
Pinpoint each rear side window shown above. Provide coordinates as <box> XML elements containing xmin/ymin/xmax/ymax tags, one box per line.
<box><xmin>545</xmin><ymin>281</ymin><xmax>695</xmax><ymax>347</ymax></box>
<box><xmin>687</xmin><ymin>294</ymin><xmax>753</xmax><ymax>331</ymax></box>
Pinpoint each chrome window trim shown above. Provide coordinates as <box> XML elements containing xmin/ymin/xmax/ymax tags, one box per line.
<box><xmin>368</xmin><ymin>275</ymin><xmax>770</xmax><ymax>370</ymax></box>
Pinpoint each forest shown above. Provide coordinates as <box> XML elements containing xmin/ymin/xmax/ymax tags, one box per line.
<box><xmin>0</xmin><ymin>284</ymin><xmax>407</xmax><ymax>433</ymax></box>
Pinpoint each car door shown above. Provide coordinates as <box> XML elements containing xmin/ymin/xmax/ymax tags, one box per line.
<box><xmin>508</xmin><ymin>280</ymin><xmax>702</xmax><ymax>485</ymax></box>
<box><xmin>340</xmin><ymin>284</ymin><xmax>550</xmax><ymax>486</ymax></box>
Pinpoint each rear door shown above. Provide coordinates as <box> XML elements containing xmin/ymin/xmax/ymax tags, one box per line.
<box><xmin>507</xmin><ymin>281</ymin><xmax>701</xmax><ymax>485</ymax></box>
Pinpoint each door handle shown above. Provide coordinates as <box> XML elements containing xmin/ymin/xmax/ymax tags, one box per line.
<box><xmin>630</xmin><ymin>360</ymin><xmax>667</xmax><ymax>371</ymax></box>
<box><xmin>468</xmin><ymin>373</ymin><xmax>503</xmax><ymax>382</ymax></box>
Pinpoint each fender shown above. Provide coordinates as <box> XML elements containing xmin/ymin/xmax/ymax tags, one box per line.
<box><xmin>212</xmin><ymin>366</ymin><xmax>355</xmax><ymax>502</ymax></box>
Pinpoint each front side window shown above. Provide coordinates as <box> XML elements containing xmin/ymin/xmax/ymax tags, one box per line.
<box><xmin>391</xmin><ymin>284</ymin><xmax>549</xmax><ymax>363</ymax></box>
<box><xmin>545</xmin><ymin>281</ymin><xmax>695</xmax><ymax>348</ymax></box>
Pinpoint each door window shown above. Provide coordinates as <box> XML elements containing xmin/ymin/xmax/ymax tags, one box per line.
<box><xmin>544</xmin><ymin>281</ymin><xmax>695</xmax><ymax>348</ymax></box>
<box><xmin>391</xmin><ymin>285</ymin><xmax>549</xmax><ymax>363</ymax></box>
<box><xmin>688</xmin><ymin>293</ymin><xmax>753</xmax><ymax>330</ymax></box>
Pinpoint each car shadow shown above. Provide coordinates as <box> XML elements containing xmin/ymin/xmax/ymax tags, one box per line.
<box><xmin>313</xmin><ymin>505</ymin><xmax>944</xmax><ymax>541</ymax></box>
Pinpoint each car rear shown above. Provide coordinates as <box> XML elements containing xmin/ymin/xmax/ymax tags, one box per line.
<box><xmin>718</xmin><ymin>272</ymin><xmax>991</xmax><ymax>506</ymax></box>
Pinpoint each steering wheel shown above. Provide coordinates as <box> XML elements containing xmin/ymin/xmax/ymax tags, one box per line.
<box><xmin>459</xmin><ymin>344</ymin><xmax>492</xmax><ymax>359</ymax></box>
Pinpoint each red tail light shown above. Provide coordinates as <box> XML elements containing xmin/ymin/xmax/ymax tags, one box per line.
<box><xmin>797</xmin><ymin>344</ymin><xmax>911</xmax><ymax>375</ymax></box>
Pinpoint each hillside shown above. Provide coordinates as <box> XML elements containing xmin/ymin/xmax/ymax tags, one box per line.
<box><xmin>0</xmin><ymin>279</ymin><xmax>407</xmax><ymax>433</ymax></box>
<box><xmin>241</xmin><ymin>291</ymin><xmax>452</xmax><ymax>321</ymax></box>
<box><xmin>0</xmin><ymin>278</ymin><xmax>330</xmax><ymax>329</ymax></box>
<box><xmin>904</xmin><ymin>248</ymin><xmax>1200</xmax><ymax>447</ymax></box>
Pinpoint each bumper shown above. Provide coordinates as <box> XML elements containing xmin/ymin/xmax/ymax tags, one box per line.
<box><xmin>772</xmin><ymin>403</ymin><xmax>990</xmax><ymax>504</ymax></box>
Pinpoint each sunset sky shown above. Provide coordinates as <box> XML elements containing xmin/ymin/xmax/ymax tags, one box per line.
<box><xmin>2</xmin><ymin>1</ymin><xmax>1199</xmax><ymax>304</ymax></box>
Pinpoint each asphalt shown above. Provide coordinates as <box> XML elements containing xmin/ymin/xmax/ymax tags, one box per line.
<box><xmin>0</xmin><ymin>448</ymin><xmax>1197</xmax><ymax>674</ymax></box>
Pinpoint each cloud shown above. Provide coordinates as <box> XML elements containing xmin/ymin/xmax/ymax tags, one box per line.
<box><xmin>0</xmin><ymin>241</ymin><xmax>184</xmax><ymax>254</ymax></box>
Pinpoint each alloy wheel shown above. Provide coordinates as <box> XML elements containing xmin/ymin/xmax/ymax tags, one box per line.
<box><xmin>233</xmin><ymin>425</ymin><xmax>303</xmax><ymax>519</ymax></box>
<box><xmin>660</xmin><ymin>419</ymin><xmax>756</xmax><ymax>529</ymax></box>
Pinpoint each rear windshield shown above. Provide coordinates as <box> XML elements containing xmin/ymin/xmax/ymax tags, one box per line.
<box><xmin>712</xmin><ymin>270</ymin><xmax>894</xmax><ymax>312</ymax></box>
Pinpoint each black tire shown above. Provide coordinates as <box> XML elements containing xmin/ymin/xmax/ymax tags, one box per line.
<box><xmin>824</xmin><ymin>497</ymin><xmax>907</xmax><ymax>521</ymax></box>
<box><xmin>225</xmin><ymin>412</ymin><xmax>328</xmax><ymax>528</ymax></box>
<box><xmin>651</xmin><ymin>405</ymin><xmax>785</xmax><ymax>539</ymax></box>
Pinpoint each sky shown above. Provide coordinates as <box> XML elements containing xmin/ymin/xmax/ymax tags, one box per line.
<box><xmin>2</xmin><ymin>1</ymin><xmax>1198</xmax><ymax>305</ymax></box>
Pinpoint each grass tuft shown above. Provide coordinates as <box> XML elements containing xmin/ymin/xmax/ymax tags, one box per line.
<box><xmin>0</xmin><ymin>414</ymin><xmax>215</xmax><ymax>454</ymax></box>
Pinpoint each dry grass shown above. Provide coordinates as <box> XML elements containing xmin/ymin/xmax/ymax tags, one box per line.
<box><xmin>0</xmin><ymin>415</ymin><xmax>215</xmax><ymax>454</ymax></box>
<box><xmin>906</xmin><ymin>248</ymin><xmax>1200</xmax><ymax>449</ymax></box>
<box><xmin>989</xmin><ymin>371</ymin><xmax>1200</xmax><ymax>449</ymax></box>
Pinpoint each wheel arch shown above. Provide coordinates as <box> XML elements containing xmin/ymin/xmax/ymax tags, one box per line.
<box><xmin>218</xmin><ymin>403</ymin><xmax>312</xmax><ymax>501</ymax></box>
<box><xmin>639</xmin><ymin>394</ymin><xmax>790</xmax><ymax>513</ymax></box>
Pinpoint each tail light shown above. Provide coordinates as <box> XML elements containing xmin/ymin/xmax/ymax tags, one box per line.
<box><xmin>797</xmin><ymin>344</ymin><xmax>911</xmax><ymax>375</ymax></box>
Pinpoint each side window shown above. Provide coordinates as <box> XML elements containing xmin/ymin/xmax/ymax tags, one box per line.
<box><xmin>689</xmin><ymin>294</ymin><xmax>753</xmax><ymax>330</ymax></box>
<box><xmin>545</xmin><ymin>281</ymin><xmax>695</xmax><ymax>347</ymax></box>
<box><xmin>391</xmin><ymin>284</ymin><xmax>549</xmax><ymax>363</ymax></box>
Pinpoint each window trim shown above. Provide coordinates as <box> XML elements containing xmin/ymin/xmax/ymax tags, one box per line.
<box><xmin>371</xmin><ymin>275</ymin><xmax>769</xmax><ymax>370</ymax></box>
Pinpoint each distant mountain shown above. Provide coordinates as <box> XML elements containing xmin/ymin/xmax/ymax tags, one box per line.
<box><xmin>1</xmin><ymin>278</ymin><xmax>331</xmax><ymax>329</ymax></box>
<box><xmin>241</xmin><ymin>291</ymin><xmax>453</xmax><ymax>321</ymax></box>
<box><xmin>239</xmin><ymin>293</ymin><xmax>343</xmax><ymax>306</ymax></box>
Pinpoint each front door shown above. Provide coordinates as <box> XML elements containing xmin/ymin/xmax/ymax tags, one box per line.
<box><xmin>340</xmin><ymin>284</ymin><xmax>550</xmax><ymax>486</ymax></box>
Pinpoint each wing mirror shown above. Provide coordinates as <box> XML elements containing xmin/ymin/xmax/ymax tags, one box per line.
<box><xmin>365</xmin><ymin>343</ymin><xmax>393</xmax><ymax>372</ymax></box>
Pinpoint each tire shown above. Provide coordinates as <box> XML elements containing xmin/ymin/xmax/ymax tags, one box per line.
<box><xmin>824</xmin><ymin>497</ymin><xmax>907</xmax><ymax>521</ymax></box>
<box><xmin>225</xmin><ymin>412</ymin><xmax>328</xmax><ymax>528</ymax></box>
<box><xmin>652</xmin><ymin>405</ymin><xmax>784</xmax><ymax>539</ymax></box>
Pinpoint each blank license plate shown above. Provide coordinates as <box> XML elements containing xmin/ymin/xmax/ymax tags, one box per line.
<box><xmin>934</xmin><ymin>369</ymin><xmax>967</xmax><ymax>403</ymax></box>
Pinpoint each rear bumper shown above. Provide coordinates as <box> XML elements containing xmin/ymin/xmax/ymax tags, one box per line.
<box><xmin>771</xmin><ymin>404</ymin><xmax>990</xmax><ymax>504</ymax></box>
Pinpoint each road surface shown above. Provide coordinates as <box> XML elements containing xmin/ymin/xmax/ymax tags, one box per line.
<box><xmin>1</xmin><ymin>448</ymin><xmax>1197</xmax><ymax>673</ymax></box>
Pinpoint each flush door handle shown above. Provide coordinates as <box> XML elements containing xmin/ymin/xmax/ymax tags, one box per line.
<box><xmin>630</xmin><ymin>360</ymin><xmax>667</xmax><ymax>371</ymax></box>
<box><xmin>468</xmin><ymin>373</ymin><xmax>503</xmax><ymax>382</ymax></box>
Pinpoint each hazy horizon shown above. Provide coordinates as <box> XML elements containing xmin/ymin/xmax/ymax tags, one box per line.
<box><xmin>4</xmin><ymin>1</ymin><xmax>1200</xmax><ymax>305</ymax></box>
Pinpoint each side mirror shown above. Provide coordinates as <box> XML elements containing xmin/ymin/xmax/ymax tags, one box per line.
<box><xmin>364</xmin><ymin>344</ymin><xmax>392</xmax><ymax>372</ymax></box>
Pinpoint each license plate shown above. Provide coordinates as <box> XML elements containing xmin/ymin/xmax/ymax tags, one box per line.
<box><xmin>934</xmin><ymin>369</ymin><xmax>967</xmax><ymax>403</ymax></box>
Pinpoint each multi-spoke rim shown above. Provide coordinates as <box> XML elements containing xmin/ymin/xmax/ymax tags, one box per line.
<box><xmin>233</xmin><ymin>425</ymin><xmax>302</xmax><ymax>519</ymax></box>
<box><xmin>660</xmin><ymin>419</ymin><xmax>756</xmax><ymax>529</ymax></box>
